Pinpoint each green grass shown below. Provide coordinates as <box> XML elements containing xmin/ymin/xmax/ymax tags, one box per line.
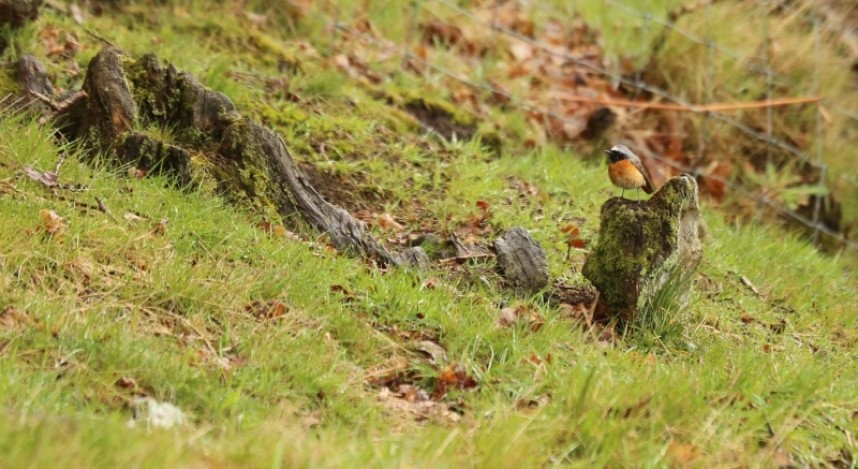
<box><xmin>1</xmin><ymin>1</ymin><xmax>857</xmax><ymax>468</ymax></box>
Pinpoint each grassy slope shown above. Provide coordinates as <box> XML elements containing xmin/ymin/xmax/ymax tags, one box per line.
<box><xmin>1</xmin><ymin>2</ymin><xmax>856</xmax><ymax>468</ymax></box>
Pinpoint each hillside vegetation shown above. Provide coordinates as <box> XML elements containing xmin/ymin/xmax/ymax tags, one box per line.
<box><xmin>1</xmin><ymin>1</ymin><xmax>856</xmax><ymax>467</ymax></box>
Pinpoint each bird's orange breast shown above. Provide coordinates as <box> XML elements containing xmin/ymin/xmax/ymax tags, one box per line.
<box><xmin>608</xmin><ymin>160</ymin><xmax>646</xmax><ymax>189</ymax></box>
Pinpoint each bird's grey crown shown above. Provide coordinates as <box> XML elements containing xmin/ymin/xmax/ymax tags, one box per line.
<box><xmin>610</xmin><ymin>144</ymin><xmax>633</xmax><ymax>156</ymax></box>
<box><xmin>605</xmin><ymin>144</ymin><xmax>638</xmax><ymax>163</ymax></box>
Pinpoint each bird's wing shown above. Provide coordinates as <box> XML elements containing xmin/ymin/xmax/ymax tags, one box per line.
<box><xmin>633</xmin><ymin>159</ymin><xmax>656</xmax><ymax>194</ymax></box>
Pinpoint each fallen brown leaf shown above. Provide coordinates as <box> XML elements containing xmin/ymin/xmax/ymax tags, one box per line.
<box><xmin>376</xmin><ymin>213</ymin><xmax>404</xmax><ymax>231</ymax></box>
<box><xmin>124</xmin><ymin>212</ymin><xmax>145</xmax><ymax>223</ymax></box>
<box><xmin>516</xmin><ymin>394</ymin><xmax>551</xmax><ymax>411</ymax></box>
<box><xmin>431</xmin><ymin>363</ymin><xmax>478</xmax><ymax>401</ymax></box>
<box><xmin>25</xmin><ymin>166</ymin><xmax>58</xmax><ymax>187</ymax></box>
<box><xmin>667</xmin><ymin>442</ymin><xmax>700</xmax><ymax>465</ymax></box>
<box><xmin>258</xmin><ymin>220</ymin><xmax>299</xmax><ymax>239</ymax></box>
<box><xmin>0</xmin><ymin>179</ymin><xmax>15</xmax><ymax>194</ymax></box>
<box><xmin>243</xmin><ymin>10</ymin><xmax>267</xmax><ymax>27</ymax></box>
<box><xmin>413</xmin><ymin>340</ymin><xmax>447</xmax><ymax>365</ymax></box>
<box><xmin>377</xmin><ymin>386</ymin><xmax>460</xmax><ymax>423</ymax></box>
<box><xmin>421</xmin><ymin>21</ymin><xmax>464</xmax><ymax>46</ymax></box>
<box><xmin>152</xmin><ymin>218</ymin><xmax>168</xmax><ymax>236</ymax></box>
<box><xmin>771</xmin><ymin>448</ymin><xmax>795</xmax><ymax>468</ymax></box>
<box><xmin>497</xmin><ymin>304</ymin><xmax>544</xmax><ymax>331</ymax></box>
<box><xmin>115</xmin><ymin>376</ymin><xmax>149</xmax><ymax>396</ymax></box>
<box><xmin>0</xmin><ymin>306</ymin><xmax>31</xmax><ymax>329</ymax></box>
<box><xmin>246</xmin><ymin>300</ymin><xmax>287</xmax><ymax>321</ymax></box>
<box><xmin>329</xmin><ymin>284</ymin><xmax>356</xmax><ymax>302</ymax></box>
<box><xmin>128</xmin><ymin>167</ymin><xmax>147</xmax><ymax>178</ymax></box>
<box><xmin>115</xmin><ymin>376</ymin><xmax>138</xmax><ymax>390</ymax></box>
<box><xmin>561</xmin><ymin>223</ymin><xmax>587</xmax><ymax>250</ymax></box>
<box><xmin>397</xmin><ymin>384</ymin><xmax>430</xmax><ymax>403</ymax></box>
<box><xmin>39</xmin><ymin>208</ymin><xmax>64</xmax><ymax>239</ymax></box>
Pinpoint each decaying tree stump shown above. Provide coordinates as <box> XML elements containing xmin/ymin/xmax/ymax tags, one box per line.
<box><xmin>44</xmin><ymin>47</ymin><xmax>401</xmax><ymax>264</ymax></box>
<box><xmin>582</xmin><ymin>175</ymin><xmax>703</xmax><ymax>323</ymax></box>
<box><xmin>493</xmin><ymin>227</ymin><xmax>548</xmax><ymax>294</ymax></box>
<box><xmin>72</xmin><ymin>47</ymin><xmax>138</xmax><ymax>151</ymax></box>
<box><xmin>0</xmin><ymin>0</ymin><xmax>42</xmax><ymax>54</ymax></box>
<box><xmin>15</xmin><ymin>55</ymin><xmax>54</xmax><ymax>110</ymax></box>
<box><xmin>13</xmin><ymin>47</ymin><xmax>544</xmax><ymax>282</ymax></box>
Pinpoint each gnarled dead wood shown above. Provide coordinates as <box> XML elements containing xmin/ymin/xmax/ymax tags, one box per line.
<box><xmin>493</xmin><ymin>227</ymin><xmax>548</xmax><ymax>294</ymax></box>
<box><xmin>47</xmin><ymin>47</ymin><xmax>396</xmax><ymax>263</ymax></box>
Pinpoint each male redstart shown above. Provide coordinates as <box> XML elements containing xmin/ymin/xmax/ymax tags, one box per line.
<box><xmin>604</xmin><ymin>144</ymin><xmax>655</xmax><ymax>201</ymax></box>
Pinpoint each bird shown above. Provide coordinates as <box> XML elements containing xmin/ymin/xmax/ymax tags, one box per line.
<box><xmin>604</xmin><ymin>144</ymin><xmax>655</xmax><ymax>201</ymax></box>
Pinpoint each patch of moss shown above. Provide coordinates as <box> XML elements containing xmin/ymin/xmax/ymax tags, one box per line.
<box><xmin>245</xmin><ymin>30</ymin><xmax>303</xmax><ymax>72</ymax></box>
<box><xmin>252</xmin><ymin>101</ymin><xmax>310</xmax><ymax>129</ymax></box>
<box><xmin>0</xmin><ymin>66</ymin><xmax>22</xmax><ymax>97</ymax></box>
<box><xmin>186</xmin><ymin>150</ymin><xmax>219</xmax><ymax>193</ymax></box>
<box><xmin>124</xmin><ymin>53</ymin><xmax>185</xmax><ymax>131</ymax></box>
<box><xmin>215</xmin><ymin>118</ymin><xmax>283</xmax><ymax>217</ymax></box>
<box><xmin>373</xmin><ymin>85</ymin><xmax>476</xmax><ymax>138</ymax></box>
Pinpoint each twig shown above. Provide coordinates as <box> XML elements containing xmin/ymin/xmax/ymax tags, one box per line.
<box><xmin>27</xmin><ymin>89</ymin><xmax>60</xmax><ymax>111</ymax></box>
<box><xmin>84</xmin><ymin>27</ymin><xmax>118</xmax><ymax>48</ymax></box>
<box><xmin>739</xmin><ymin>275</ymin><xmax>760</xmax><ymax>297</ymax></box>
<box><xmin>54</xmin><ymin>90</ymin><xmax>88</xmax><ymax>114</ymax></box>
<box><xmin>52</xmin><ymin>193</ymin><xmax>101</xmax><ymax>213</ymax></box>
<box><xmin>586</xmin><ymin>290</ymin><xmax>600</xmax><ymax>326</ymax></box>
<box><xmin>556</xmin><ymin>95</ymin><xmax>822</xmax><ymax>112</ymax></box>
<box><xmin>95</xmin><ymin>196</ymin><xmax>120</xmax><ymax>222</ymax></box>
<box><xmin>29</xmin><ymin>90</ymin><xmax>87</xmax><ymax>117</ymax></box>
<box><xmin>54</xmin><ymin>151</ymin><xmax>66</xmax><ymax>176</ymax></box>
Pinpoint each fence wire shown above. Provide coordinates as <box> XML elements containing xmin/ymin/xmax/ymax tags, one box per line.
<box><xmin>432</xmin><ymin>0</ymin><xmax>826</xmax><ymax>168</ymax></box>
<box><xmin>600</xmin><ymin>0</ymin><xmax>858</xmax><ymax>194</ymax></box>
<box><xmin>283</xmin><ymin>0</ymin><xmax>857</xmax><ymax>251</ymax></box>
<box><xmin>605</xmin><ymin>0</ymin><xmax>858</xmax><ymax>126</ymax></box>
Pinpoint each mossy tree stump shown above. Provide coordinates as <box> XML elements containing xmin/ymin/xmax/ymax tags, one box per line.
<box><xmin>582</xmin><ymin>175</ymin><xmax>703</xmax><ymax>323</ymax></box>
<box><xmin>50</xmin><ymin>47</ymin><xmax>402</xmax><ymax>264</ymax></box>
<box><xmin>0</xmin><ymin>0</ymin><xmax>42</xmax><ymax>54</ymax></box>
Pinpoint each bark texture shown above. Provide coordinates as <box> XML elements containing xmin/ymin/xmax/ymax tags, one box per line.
<box><xmin>493</xmin><ymin>227</ymin><xmax>548</xmax><ymax>294</ymax></box>
<box><xmin>14</xmin><ymin>54</ymin><xmax>54</xmax><ymax>111</ymax></box>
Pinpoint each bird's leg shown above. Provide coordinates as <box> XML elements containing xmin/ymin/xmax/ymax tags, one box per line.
<box><xmin>621</xmin><ymin>188</ymin><xmax>625</xmax><ymax>199</ymax></box>
<box><xmin>637</xmin><ymin>188</ymin><xmax>641</xmax><ymax>204</ymax></box>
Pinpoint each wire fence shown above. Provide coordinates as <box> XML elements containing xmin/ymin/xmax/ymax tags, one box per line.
<box><xmin>600</xmin><ymin>0</ymin><xmax>857</xmax><ymax>190</ymax></box>
<box><xmin>283</xmin><ymin>0</ymin><xmax>858</xmax><ymax>251</ymax></box>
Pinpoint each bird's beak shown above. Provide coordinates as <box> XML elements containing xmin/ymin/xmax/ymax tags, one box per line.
<box><xmin>603</xmin><ymin>150</ymin><xmax>612</xmax><ymax>156</ymax></box>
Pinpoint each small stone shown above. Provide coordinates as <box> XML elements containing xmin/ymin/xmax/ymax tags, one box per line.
<box><xmin>395</xmin><ymin>247</ymin><xmax>430</xmax><ymax>266</ymax></box>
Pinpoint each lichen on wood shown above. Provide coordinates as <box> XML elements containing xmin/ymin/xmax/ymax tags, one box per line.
<box><xmin>124</xmin><ymin>52</ymin><xmax>239</xmax><ymax>145</ymax></box>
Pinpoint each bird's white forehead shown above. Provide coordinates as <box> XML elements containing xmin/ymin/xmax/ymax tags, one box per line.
<box><xmin>610</xmin><ymin>144</ymin><xmax>632</xmax><ymax>154</ymax></box>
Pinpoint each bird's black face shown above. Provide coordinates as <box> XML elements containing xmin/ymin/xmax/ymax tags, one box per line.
<box><xmin>605</xmin><ymin>145</ymin><xmax>637</xmax><ymax>163</ymax></box>
<box><xmin>604</xmin><ymin>149</ymin><xmax>624</xmax><ymax>164</ymax></box>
